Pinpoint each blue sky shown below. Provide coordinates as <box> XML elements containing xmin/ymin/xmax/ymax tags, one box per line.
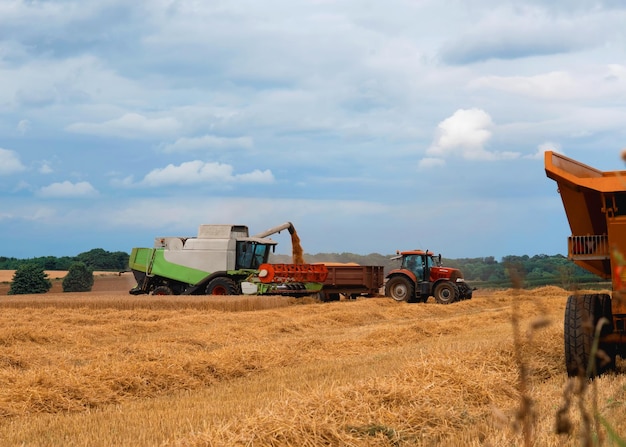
<box><xmin>2</xmin><ymin>0</ymin><xmax>626</xmax><ymax>260</ymax></box>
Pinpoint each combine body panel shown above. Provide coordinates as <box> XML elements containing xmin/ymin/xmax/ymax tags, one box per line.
<box><xmin>128</xmin><ymin>222</ymin><xmax>326</xmax><ymax>297</ymax></box>
<box><xmin>545</xmin><ymin>150</ymin><xmax>626</xmax><ymax>377</ymax></box>
<box><xmin>384</xmin><ymin>249</ymin><xmax>473</xmax><ymax>304</ymax></box>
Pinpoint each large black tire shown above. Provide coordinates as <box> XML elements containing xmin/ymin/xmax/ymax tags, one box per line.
<box><xmin>564</xmin><ymin>294</ymin><xmax>614</xmax><ymax>378</ymax></box>
<box><xmin>433</xmin><ymin>281</ymin><xmax>459</xmax><ymax>304</ymax></box>
<box><xmin>385</xmin><ymin>276</ymin><xmax>416</xmax><ymax>303</ymax></box>
<box><xmin>205</xmin><ymin>277</ymin><xmax>239</xmax><ymax>295</ymax></box>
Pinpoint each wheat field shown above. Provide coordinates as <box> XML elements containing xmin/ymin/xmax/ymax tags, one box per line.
<box><xmin>0</xmin><ymin>273</ymin><xmax>625</xmax><ymax>446</ymax></box>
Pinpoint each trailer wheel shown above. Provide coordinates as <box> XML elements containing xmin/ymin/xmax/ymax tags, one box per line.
<box><xmin>433</xmin><ymin>281</ymin><xmax>459</xmax><ymax>304</ymax></box>
<box><xmin>385</xmin><ymin>276</ymin><xmax>415</xmax><ymax>302</ymax></box>
<box><xmin>205</xmin><ymin>278</ymin><xmax>239</xmax><ymax>295</ymax></box>
<box><xmin>152</xmin><ymin>286</ymin><xmax>173</xmax><ymax>295</ymax></box>
<box><xmin>564</xmin><ymin>294</ymin><xmax>614</xmax><ymax>378</ymax></box>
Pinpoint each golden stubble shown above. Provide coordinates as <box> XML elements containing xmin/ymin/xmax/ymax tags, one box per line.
<box><xmin>0</xmin><ymin>287</ymin><xmax>625</xmax><ymax>446</ymax></box>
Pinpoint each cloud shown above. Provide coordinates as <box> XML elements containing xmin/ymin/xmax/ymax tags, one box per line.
<box><xmin>425</xmin><ymin>108</ymin><xmax>520</xmax><ymax>162</ymax></box>
<box><xmin>525</xmin><ymin>142</ymin><xmax>563</xmax><ymax>160</ymax></box>
<box><xmin>439</xmin><ymin>5</ymin><xmax>606</xmax><ymax>65</ymax></box>
<box><xmin>161</xmin><ymin>135</ymin><xmax>254</xmax><ymax>152</ymax></box>
<box><xmin>235</xmin><ymin>169</ymin><xmax>274</xmax><ymax>183</ymax></box>
<box><xmin>139</xmin><ymin>160</ymin><xmax>275</xmax><ymax>187</ymax></box>
<box><xmin>0</xmin><ymin>148</ymin><xmax>27</xmax><ymax>175</ymax></box>
<box><xmin>66</xmin><ymin>113</ymin><xmax>181</xmax><ymax>139</ymax></box>
<box><xmin>16</xmin><ymin>119</ymin><xmax>30</xmax><ymax>135</ymax></box>
<box><xmin>38</xmin><ymin>181</ymin><xmax>99</xmax><ymax>198</ymax></box>
<box><xmin>469</xmin><ymin>71</ymin><xmax>583</xmax><ymax>101</ymax></box>
<box><xmin>470</xmin><ymin>65</ymin><xmax>626</xmax><ymax>102</ymax></box>
<box><xmin>39</xmin><ymin>162</ymin><xmax>53</xmax><ymax>174</ymax></box>
<box><xmin>418</xmin><ymin>157</ymin><xmax>446</xmax><ymax>170</ymax></box>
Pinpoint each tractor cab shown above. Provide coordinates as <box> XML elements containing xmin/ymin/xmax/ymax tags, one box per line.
<box><xmin>400</xmin><ymin>251</ymin><xmax>440</xmax><ymax>282</ymax></box>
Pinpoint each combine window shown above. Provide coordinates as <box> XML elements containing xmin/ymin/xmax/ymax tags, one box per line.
<box><xmin>236</xmin><ymin>242</ymin><xmax>271</xmax><ymax>269</ymax></box>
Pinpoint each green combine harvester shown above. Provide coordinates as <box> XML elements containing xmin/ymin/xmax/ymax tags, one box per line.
<box><xmin>128</xmin><ymin>222</ymin><xmax>327</xmax><ymax>296</ymax></box>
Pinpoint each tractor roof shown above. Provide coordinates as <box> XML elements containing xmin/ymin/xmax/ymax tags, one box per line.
<box><xmin>398</xmin><ymin>250</ymin><xmax>434</xmax><ymax>256</ymax></box>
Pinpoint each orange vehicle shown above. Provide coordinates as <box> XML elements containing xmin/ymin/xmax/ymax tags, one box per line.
<box><xmin>545</xmin><ymin>150</ymin><xmax>626</xmax><ymax>377</ymax></box>
<box><xmin>384</xmin><ymin>249</ymin><xmax>473</xmax><ymax>304</ymax></box>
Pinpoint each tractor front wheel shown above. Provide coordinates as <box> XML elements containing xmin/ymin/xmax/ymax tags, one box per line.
<box><xmin>385</xmin><ymin>276</ymin><xmax>415</xmax><ymax>302</ymax></box>
<box><xmin>205</xmin><ymin>277</ymin><xmax>239</xmax><ymax>295</ymax></box>
<box><xmin>433</xmin><ymin>281</ymin><xmax>459</xmax><ymax>304</ymax></box>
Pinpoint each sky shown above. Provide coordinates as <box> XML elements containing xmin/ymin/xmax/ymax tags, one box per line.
<box><xmin>2</xmin><ymin>0</ymin><xmax>626</xmax><ymax>261</ymax></box>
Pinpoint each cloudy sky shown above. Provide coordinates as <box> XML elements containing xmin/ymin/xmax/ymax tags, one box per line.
<box><xmin>2</xmin><ymin>0</ymin><xmax>626</xmax><ymax>260</ymax></box>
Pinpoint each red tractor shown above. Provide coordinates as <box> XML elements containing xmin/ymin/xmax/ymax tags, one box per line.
<box><xmin>385</xmin><ymin>250</ymin><xmax>473</xmax><ymax>304</ymax></box>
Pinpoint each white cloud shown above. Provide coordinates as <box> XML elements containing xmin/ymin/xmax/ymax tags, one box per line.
<box><xmin>140</xmin><ymin>160</ymin><xmax>275</xmax><ymax>187</ymax></box>
<box><xmin>66</xmin><ymin>113</ymin><xmax>181</xmax><ymax>139</ymax></box>
<box><xmin>470</xmin><ymin>65</ymin><xmax>626</xmax><ymax>101</ymax></box>
<box><xmin>38</xmin><ymin>181</ymin><xmax>98</xmax><ymax>198</ymax></box>
<box><xmin>426</xmin><ymin>108</ymin><xmax>520</xmax><ymax>161</ymax></box>
<box><xmin>418</xmin><ymin>157</ymin><xmax>446</xmax><ymax>169</ymax></box>
<box><xmin>161</xmin><ymin>135</ymin><xmax>254</xmax><ymax>152</ymax></box>
<box><xmin>439</xmin><ymin>5</ymin><xmax>606</xmax><ymax>65</ymax></box>
<box><xmin>525</xmin><ymin>142</ymin><xmax>563</xmax><ymax>160</ymax></box>
<box><xmin>39</xmin><ymin>162</ymin><xmax>53</xmax><ymax>174</ymax></box>
<box><xmin>235</xmin><ymin>169</ymin><xmax>275</xmax><ymax>183</ymax></box>
<box><xmin>0</xmin><ymin>148</ymin><xmax>26</xmax><ymax>175</ymax></box>
<box><xmin>110</xmin><ymin>175</ymin><xmax>134</xmax><ymax>188</ymax></box>
<box><xmin>16</xmin><ymin>119</ymin><xmax>30</xmax><ymax>135</ymax></box>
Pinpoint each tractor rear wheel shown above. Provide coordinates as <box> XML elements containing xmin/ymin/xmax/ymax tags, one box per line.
<box><xmin>205</xmin><ymin>277</ymin><xmax>239</xmax><ymax>295</ymax></box>
<box><xmin>433</xmin><ymin>281</ymin><xmax>459</xmax><ymax>304</ymax></box>
<box><xmin>385</xmin><ymin>276</ymin><xmax>415</xmax><ymax>302</ymax></box>
<box><xmin>564</xmin><ymin>294</ymin><xmax>614</xmax><ymax>378</ymax></box>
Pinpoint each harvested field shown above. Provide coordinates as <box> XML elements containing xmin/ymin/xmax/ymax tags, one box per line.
<box><xmin>0</xmin><ymin>280</ymin><xmax>625</xmax><ymax>446</ymax></box>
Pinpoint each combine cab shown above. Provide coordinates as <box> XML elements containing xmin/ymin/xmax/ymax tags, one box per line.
<box><xmin>545</xmin><ymin>151</ymin><xmax>626</xmax><ymax>377</ymax></box>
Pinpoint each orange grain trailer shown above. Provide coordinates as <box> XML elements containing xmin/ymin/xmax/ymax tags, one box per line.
<box><xmin>545</xmin><ymin>151</ymin><xmax>626</xmax><ymax>377</ymax></box>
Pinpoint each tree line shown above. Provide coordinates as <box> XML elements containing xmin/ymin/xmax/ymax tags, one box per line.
<box><xmin>0</xmin><ymin>248</ymin><xmax>129</xmax><ymax>272</ymax></box>
<box><xmin>0</xmin><ymin>249</ymin><xmax>606</xmax><ymax>289</ymax></box>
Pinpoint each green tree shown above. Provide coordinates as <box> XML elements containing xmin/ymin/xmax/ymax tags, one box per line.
<box><xmin>8</xmin><ymin>263</ymin><xmax>52</xmax><ymax>295</ymax></box>
<box><xmin>76</xmin><ymin>248</ymin><xmax>129</xmax><ymax>270</ymax></box>
<box><xmin>62</xmin><ymin>262</ymin><xmax>94</xmax><ymax>292</ymax></box>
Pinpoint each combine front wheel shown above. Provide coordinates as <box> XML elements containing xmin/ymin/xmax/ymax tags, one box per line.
<box><xmin>433</xmin><ymin>281</ymin><xmax>459</xmax><ymax>304</ymax></box>
<box><xmin>385</xmin><ymin>276</ymin><xmax>415</xmax><ymax>302</ymax></box>
<box><xmin>205</xmin><ymin>278</ymin><xmax>239</xmax><ymax>295</ymax></box>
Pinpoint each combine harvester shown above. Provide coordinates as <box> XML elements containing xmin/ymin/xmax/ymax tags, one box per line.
<box><xmin>128</xmin><ymin>222</ymin><xmax>328</xmax><ymax>297</ymax></box>
<box><xmin>545</xmin><ymin>150</ymin><xmax>626</xmax><ymax>377</ymax></box>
